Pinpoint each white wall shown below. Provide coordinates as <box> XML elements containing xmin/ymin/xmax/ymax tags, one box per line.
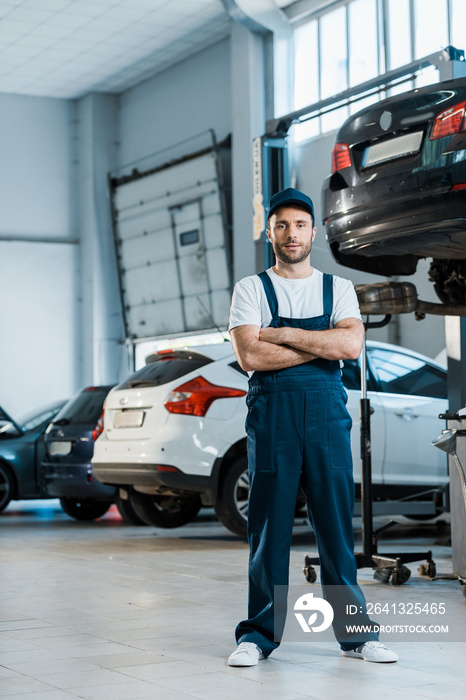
<box><xmin>118</xmin><ymin>39</ymin><xmax>232</xmax><ymax>168</ymax></box>
<box><xmin>294</xmin><ymin>130</ymin><xmax>446</xmax><ymax>360</ymax></box>
<box><xmin>0</xmin><ymin>94</ymin><xmax>81</xmax><ymax>417</ymax></box>
<box><xmin>0</xmin><ymin>94</ymin><xmax>77</xmax><ymax>239</ymax></box>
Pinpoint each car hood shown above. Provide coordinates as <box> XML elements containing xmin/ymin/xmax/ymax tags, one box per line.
<box><xmin>0</xmin><ymin>405</ymin><xmax>23</xmax><ymax>438</ymax></box>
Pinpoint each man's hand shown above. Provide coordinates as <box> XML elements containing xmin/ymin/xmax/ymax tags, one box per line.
<box><xmin>258</xmin><ymin>327</ymin><xmax>289</xmax><ymax>345</ymax></box>
<box><xmin>230</xmin><ymin>325</ymin><xmax>315</xmax><ymax>372</ymax></box>
<box><xmin>260</xmin><ymin>318</ymin><xmax>364</xmax><ymax>361</ymax></box>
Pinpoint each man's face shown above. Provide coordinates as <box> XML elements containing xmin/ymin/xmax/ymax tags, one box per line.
<box><xmin>267</xmin><ymin>206</ymin><xmax>316</xmax><ymax>265</ymax></box>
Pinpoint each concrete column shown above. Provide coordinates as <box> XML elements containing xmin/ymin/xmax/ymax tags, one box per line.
<box><xmin>77</xmin><ymin>93</ymin><xmax>126</xmax><ymax>386</ymax></box>
<box><xmin>230</xmin><ymin>21</ymin><xmax>266</xmax><ymax>282</ymax></box>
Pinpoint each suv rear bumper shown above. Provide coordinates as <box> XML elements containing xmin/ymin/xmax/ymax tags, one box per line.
<box><xmin>93</xmin><ymin>461</ymin><xmax>212</xmax><ymax>495</ymax></box>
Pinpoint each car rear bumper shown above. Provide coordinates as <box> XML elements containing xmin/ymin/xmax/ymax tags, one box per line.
<box><xmin>40</xmin><ymin>463</ymin><xmax>116</xmax><ymax>500</ymax></box>
<box><xmin>92</xmin><ymin>461</ymin><xmax>212</xmax><ymax>496</ymax></box>
<box><xmin>324</xmin><ymin>188</ymin><xmax>466</xmax><ymax>261</ymax></box>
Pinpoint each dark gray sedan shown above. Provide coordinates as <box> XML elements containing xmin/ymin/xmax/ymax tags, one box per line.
<box><xmin>0</xmin><ymin>401</ymin><xmax>66</xmax><ymax>512</ymax></box>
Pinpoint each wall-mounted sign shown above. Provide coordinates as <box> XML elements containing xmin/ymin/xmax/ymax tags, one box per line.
<box><xmin>252</xmin><ymin>136</ymin><xmax>265</xmax><ymax>241</ymax></box>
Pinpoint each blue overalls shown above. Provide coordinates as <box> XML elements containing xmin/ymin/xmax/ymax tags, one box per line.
<box><xmin>235</xmin><ymin>271</ymin><xmax>378</xmax><ymax>655</ymax></box>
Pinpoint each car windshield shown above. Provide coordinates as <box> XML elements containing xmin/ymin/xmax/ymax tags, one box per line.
<box><xmin>17</xmin><ymin>403</ymin><xmax>65</xmax><ymax>431</ymax></box>
<box><xmin>53</xmin><ymin>388</ymin><xmax>112</xmax><ymax>425</ymax></box>
<box><xmin>117</xmin><ymin>350</ymin><xmax>213</xmax><ymax>390</ymax></box>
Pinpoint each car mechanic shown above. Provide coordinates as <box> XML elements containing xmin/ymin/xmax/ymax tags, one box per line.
<box><xmin>227</xmin><ymin>187</ymin><xmax>397</xmax><ymax>666</ymax></box>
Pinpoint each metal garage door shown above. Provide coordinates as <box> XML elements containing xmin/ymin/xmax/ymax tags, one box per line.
<box><xmin>110</xmin><ymin>147</ymin><xmax>231</xmax><ymax>340</ymax></box>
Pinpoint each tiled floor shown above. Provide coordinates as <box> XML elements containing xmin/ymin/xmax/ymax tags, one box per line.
<box><xmin>1</xmin><ymin>501</ymin><xmax>465</xmax><ymax>699</ymax></box>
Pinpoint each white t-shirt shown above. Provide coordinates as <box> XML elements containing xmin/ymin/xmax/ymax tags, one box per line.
<box><xmin>229</xmin><ymin>267</ymin><xmax>361</xmax><ymax>331</ymax></box>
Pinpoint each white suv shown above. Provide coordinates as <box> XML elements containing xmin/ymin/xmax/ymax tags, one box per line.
<box><xmin>92</xmin><ymin>341</ymin><xmax>448</xmax><ymax>536</ymax></box>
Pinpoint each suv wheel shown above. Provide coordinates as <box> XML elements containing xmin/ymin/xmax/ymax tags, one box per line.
<box><xmin>214</xmin><ymin>456</ymin><xmax>249</xmax><ymax>537</ymax></box>
<box><xmin>0</xmin><ymin>463</ymin><xmax>15</xmax><ymax>513</ymax></box>
<box><xmin>129</xmin><ymin>490</ymin><xmax>201</xmax><ymax>528</ymax></box>
<box><xmin>60</xmin><ymin>497</ymin><xmax>111</xmax><ymax>521</ymax></box>
<box><xmin>116</xmin><ymin>493</ymin><xmax>147</xmax><ymax>525</ymax></box>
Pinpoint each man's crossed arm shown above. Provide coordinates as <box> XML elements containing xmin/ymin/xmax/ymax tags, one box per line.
<box><xmin>230</xmin><ymin>318</ymin><xmax>364</xmax><ymax>373</ymax></box>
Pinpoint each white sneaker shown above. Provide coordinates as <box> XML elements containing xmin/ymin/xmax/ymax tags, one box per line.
<box><xmin>228</xmin><ymin>642</ymin><xmax>265</xmax><ymax>666</ymax></box>
<box><xmin>342</xmin><ymin>641</ymin><xmax>398</xmax><ymax>663</ymax></box>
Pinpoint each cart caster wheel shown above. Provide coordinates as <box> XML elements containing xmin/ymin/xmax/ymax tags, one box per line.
<box><xmin>304</xmin><ymin>565</ymin><xmax>317</xmax><ymax>583</ymax></box>
<box><xmin>391</xmin><ymin>565</ymin><xmax>411</xmax><ymax>586</ymax></box>
<box><xmin>373</xmin><ymin>567</ymin><xmax>392</xmax><ymax>584</ymax></box>
<box><xmin>418</xmin><ymin>560</ymin><xmax>436</xmax><ymax>578</ymax></box>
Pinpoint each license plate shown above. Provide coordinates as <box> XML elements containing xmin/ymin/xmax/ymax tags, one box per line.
<box><xmin>362</xmin><ymin>131</ymin><xmax>423</xmax><ymax>168</ymax></box>
<box><xmin>113</xmin><ymin>410</ymin><xmax>144</xmax><ymax>429</ymax></box>
<box><xmin>49</xmin><ymin>441</ymin><xmax>72</xmax><ymax>456</ymax></box>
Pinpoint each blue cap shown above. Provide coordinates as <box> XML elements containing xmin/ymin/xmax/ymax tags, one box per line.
<box><xmin>268</xmin><ymin>187</ymin><xmax>315</xmax><ymax>221</ymax></box>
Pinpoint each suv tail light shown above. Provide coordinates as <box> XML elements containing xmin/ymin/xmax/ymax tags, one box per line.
<box><xmin>430</xmin><ymin>100</ymin><xmax>466</xmax><ymax>140</ymax></box>
<box><xmin>331</xmin><ymin>143</ymin><xmax>351</xmax><ymax>173</ymax></box>
<box><xmin>92</xmin><ymin>408</ymin><xmax>105</xmax><ymax>441</ymax></box>
<box><xmin>164</xmin><ymin>376</ymin><xmax>247</xmax><ymax>417</ymax></box>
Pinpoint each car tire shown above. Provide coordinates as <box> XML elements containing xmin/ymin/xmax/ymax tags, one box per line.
<box><xmin>116</xmin><ymin>493</ymin><xmax>148</xmax><ymax>526</ymax></box>
<box><xmin>214</xmin><ymin>456</ymin><xmax>249</xmax><ymax>537</ymax></box>
<box><xmin>59</xmin><ymin>497</ymin><xmax>111</xmax><ymax>521</ymax></box>
<box><xmin>0</xmin><ymin>462</ymin><xmax>15</xmax><ymax>513</ymax></box>
<box><xmin>128</xmin><ymin>490</ymin><xmax>202</xmax><ymax>528</ymax></box>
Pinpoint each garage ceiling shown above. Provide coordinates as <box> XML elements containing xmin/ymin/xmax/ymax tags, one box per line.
<box><xmin>0</xmin><ymin>0</ymin><xmax>299</xmax><ymax>100</ymax></box>
<box><xmin>0</xmin><ymin>0</ymin><xmax>232</xmax><ymax>99</ymax></box>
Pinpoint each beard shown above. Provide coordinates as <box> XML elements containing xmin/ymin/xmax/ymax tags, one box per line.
<box><xmin>273</xmin><ymin>239</ymin><xmax>312</xmax><ymax>265</ymax></box>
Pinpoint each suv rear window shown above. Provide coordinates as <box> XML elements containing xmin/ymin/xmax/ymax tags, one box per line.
<box><xmin>54</xmin><ymin>387</ymin><xmax>112</xmax><ymax>425</ymax></box>
<box><xmin>117</xmin><ymin>350</ymin><xmax>213</xmax><ymax>390</ymax></box>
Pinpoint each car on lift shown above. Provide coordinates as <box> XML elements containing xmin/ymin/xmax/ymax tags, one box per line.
<box><xmin>0</xmin><ymin>400</ymin><xmax>67</xmax><ymax>513</ymax></box>
<box><xmin>41</xmin><ymin>385</ymin><xmax>146</xmax><ymax>524</ymax></box>
<box><xmin>322</xmin><ymin>76</ymin><xmax>466</xmax><ymax>305</ymax></box>
<box><xmin>92</xmin><ymin>341</ymin><xmax>448</xmax><ymax>537</ymax></box>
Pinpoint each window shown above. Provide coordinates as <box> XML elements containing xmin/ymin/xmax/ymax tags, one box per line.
<box><xmin>320</xmin><ymin>7</ymin><xmax>347</xmax><ymax>99</ymax></box>
<box><xmin>294</xmin><ymin>20</ymin><xmax>319</xmax><ymax>110</ymax></box>
<box><xmin>292</xmin><ymin>0</ymin><xmax>460</xmax><ymax>141</ymax></box>
<box><xmin>320</xmin><ymin>6</ymin><xmax>348</xmax><ymax>132</ymax></box>
<box><xmin>293</xmin><ymin>19</ymin><xmax>320</xmax><ymax>141</ymax></box>
<box><xmin>450</xmin><ymin>0</ymin><xmax>466</xmax><ymax>51</ymax></box>
<box><xmin>386</xmin><ymin>0</ymin><xmax>411</xmax><ymax>70</ymax></box>
<box><xmin>414</xmin><ymin>0</ymin><xmax>448</xmax><ymax>60</ymax></box>
<box><xmin>369</xmin><ymin>349</ymin><xmax>447</xmax><ymax>399</ymax></box>
<box><xmin>341</xmin><ymin>358</ymin><xmax>376</xmax><ymax>392</ymax></box>
<box><xmin>349</xmin><ymin>0</ymin><xmax>378</xmax><ymax>86</ymax></box>
<box><xmin>53</xmin><ymin>388</ymin><xmax>111</xmax><ymax>426</ymax></box>
<box><xmin>117</xmin><ymin>350</ymin><xmax>212</xmax><ymax>390</ymax></box>
<box><xmin>21</xmin><ymin>407</ymin><xmax>61</xmax><ymax>432</ymax></box>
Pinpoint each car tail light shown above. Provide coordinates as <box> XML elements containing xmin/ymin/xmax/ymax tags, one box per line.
<box><xmin>430</xmin><ymin>100</ymin><xmax>466</xmax><ymax>140</ymax></box>
<box><xmin>92</xmin><ymin>408</ymin><xmax>105</xmax><ymax>441</ymax></box>
<box><xmin>164</xmin><ymin>376</ymin><xmax>247</xmax><ymax>417</ymax></box>
<box><xmin>331</xmin><ymin>143</ymin><xmax>351</xmax><ymax>173</ymax></box>
<box><xmin>451</xmin><ymin>183</ymin><xmax>466</xmax><ymax>191</ymax></box>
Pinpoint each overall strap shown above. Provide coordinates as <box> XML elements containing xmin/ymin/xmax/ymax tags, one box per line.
<box><xmin>322</xmin><ymin>273</ymin><xmax>334</xmax><ymax>319</ymax></box>
<box><xmin>258</xmin><ymin>271</ymin><xmax>279</xmax><ymax>320</ymax></box>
